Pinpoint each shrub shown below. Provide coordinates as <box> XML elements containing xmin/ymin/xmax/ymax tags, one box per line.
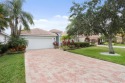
<box><xmin>74</xmin><ymin>42</ymin><xmax>90</xmax><ymax>48</ymax></box>
<box><xmin>61</xmin><ymin>40</ymin><xmax>90</xmax><ymax>51</ymax></box>
<box><xmin>0</xmin><ymin>44</ymin><xmax>8</xmax><ymax>54</ymax></box>
<box><xmin>104</xmin><ymin>42</ymin><xmax>115</xmax><ymax>45</ymax></box>
<box><xmin>100</xmin><ymin>42</ymin><xmax>105</xmax><ymax>45</ymax></box>
<box><xmin>61</xmin><ymin>35</ymin><xmax>71</xmax><ymax>41</ymax></box>
<box><xmin>62</xmin><ymin>40</ymin><xmax>67</xmax><ymax>46</ymax></box>
<box><xmin>53</xmin><ymin>41</ymin><xmax>59</xmax><ymax>49</ymax></box>
<box><xmin>71</xmin><ymin>40</ymin><xmax>74</xmax><ymax>45</ymax></box>
<box><xmin>8</xmin><ymin>37</ymin><xmax>27</xmax><ymax>51</ymax></box>
<box><xmin>90</xmin><ymin>39</ymin><xmax>97</xmax><ymax>45</ymax></box>
<box><xmin>61</xmin><ymin>46</ymin><xmax>70</xmax><ymax>51</ymax></box>
<box><xmin>67</xmin><ymin>40</ymin><xmax>71</xmax><ymax>46</ymax></box>
<box><xmin>53</xmin><ymin>41</ymin><xmax>58</xmax><ymax>46</ymax></box>
<box><xmin>68</xmin><ymin>45</ymin><xmax>75</xmax><ymax>49</ymax></box>
<box><xmin>74</xmin><ymin>42</ymin><xmax>80</xmax><ymax>48</ymax></box>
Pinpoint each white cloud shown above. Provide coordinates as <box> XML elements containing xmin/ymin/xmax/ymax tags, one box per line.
<box><xmin>55</xmin><ymin>15</ymin><xmax>62</xmax><ymax>18</ymax></box>
<box><xmin>30</xmin><ymin>15</ymin><xmax>69</xmax><ymax>31</ymax></box>
<box><xmin>5</xmin><ymin>15</ymin><xmax>69</xmax><ymax>34</ymax></box>
<box><xmin>34</xmin><ymin>19</ymin><xmax>49</xmax><ymax>22</ymax></box>
<box><xmin>54</xmin><ymin>15</ymin><xmax>69</xmax><ymax>20</ymax></box>
<box><xmin>62</xmin><ymin>16</ymin><xmax>68</xmax><ymax>19</ymax></box>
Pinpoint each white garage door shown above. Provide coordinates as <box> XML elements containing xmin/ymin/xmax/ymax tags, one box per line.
<box><xmin>26</xmin><ymin>37</ymin><xmax>55</xmax><ymax>50</ymax></box>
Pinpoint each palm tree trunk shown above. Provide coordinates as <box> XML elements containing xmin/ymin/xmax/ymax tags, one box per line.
<box><xmin>108</xmin><ymin>36</ymin><xmax>115</xmax><ymax>54</ymax></box>
<box><xmin>9</xmin><ymin>22</ymin><xmax>15</xmax><ymax>37</ymax></box>
<box><xmin>15</xmin><ymin>17</ymin><xmax>18</xmax><ymax>36</ymax></box>
<box><xmin>17</xmin><ymin>26</ymin><xmax>22</xmax><ymax>37</ymax></box>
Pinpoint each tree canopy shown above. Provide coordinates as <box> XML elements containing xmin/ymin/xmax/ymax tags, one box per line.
<box><xmin>0</xmin><ymin>4</ymin><xmax>8</xmax><ymax>31</ymax></box>
<box><xmin>67</xmin><ymin>0</ymin><xmax>125</xmax><ymax>54</ymax></box>
<box><xmin>4</xmin><ymin>0</ymin><xmax>34</xmax><ymax>37</ymax></box>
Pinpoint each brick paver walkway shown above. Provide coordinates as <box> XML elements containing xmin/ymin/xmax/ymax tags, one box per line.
<box><xmin>25</xmin><ymin>49</ymin><xmax>125</xmax><ymax>83</ymax></box>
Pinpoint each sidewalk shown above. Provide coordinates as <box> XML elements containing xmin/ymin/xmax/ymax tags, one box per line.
<box><xmin>97</xmin><ymin>45</ymin><xmax>125</xmax><ymax>48</ymax></box>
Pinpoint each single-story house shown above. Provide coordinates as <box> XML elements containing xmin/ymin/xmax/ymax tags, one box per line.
<box><xmin>21</xmin><ymin>28</ymin><xmax>62</xmax><ymax>50</ymax></box>
<box><xmin>61</xmin><ymin>32</ymin><xmax>101</xmax><ymax>44</ymax></box>
<box><xmin>0</xmin><ymin>31</ymin><xmax>9</xmax><ymax>44</ymax></box>
<box><xmin>61</xmin><ymin>31</ymin><xmax>100</xmax><ymax>41</ymax></box>
<box><xmin>116</xmin><ymin>36</ymin><xmax>122</xmax><ymax>43</ymax></box>
<box><xmin>78</xmin><ymin>35</ymin><xmax>100</xmax><ymax>44</ymax></box>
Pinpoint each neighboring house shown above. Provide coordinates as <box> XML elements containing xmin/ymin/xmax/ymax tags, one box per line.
<box><xmin>61</xmin><ymin>31</ymin><xmax>67</xmax><ymax>36</ymax></box>
<box><xmin>62</xmin><ymin>31</ymin><xmax>124</xmax><ymax>44</ymax></box>
<box><xmin>79</xmin><ymin>35</ymin><xmax>100</xmax><ymax>43</ymax></box>
<box><xmin>0</xmin><ymin>31</ymin><xmax>9</xmax><ymax>44</ymax></box>
<box><xmin>61</xmin><ymin>31</ymin><xmax>101</xmax><ymax>44</ymax></box>
<box><xmin>61</xmin><ymin>31</ymin><xmax>100</xmax><ymax>43</ymax></box>
<box><xmin>21</xmin><ymin>28</ymin><xmax>57</xmax><ymax>50</ymax></box>
<box><xmin>116</xmin><ymin>36</ymin><xmax>122</xmax><ymax>43</ymax></box>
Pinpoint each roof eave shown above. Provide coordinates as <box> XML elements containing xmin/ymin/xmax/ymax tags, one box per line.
<box><xmin>20</xmin><ymin>34</ymin><xmax>57</xmax><ymax>37</ymax></box>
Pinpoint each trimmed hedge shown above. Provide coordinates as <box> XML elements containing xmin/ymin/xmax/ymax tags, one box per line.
<box><xmin>74</xmin><ymin>42</ymin><xmax>90</xmax><ymax>48</ymax></box>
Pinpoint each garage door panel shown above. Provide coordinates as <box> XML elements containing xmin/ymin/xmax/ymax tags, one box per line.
<box><xmin>26</xmin><ymin>37</ymin><xmax>55</xmax><ymax>50</ymax></box>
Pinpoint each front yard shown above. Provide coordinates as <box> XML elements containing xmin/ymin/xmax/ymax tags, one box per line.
<box><xmin>114</xmin><ymin>44</ymin><xmax>125</xmax><ymax>46</ymax></box>
<box><xmin>0</xmin><ymin>54</ymin><xmax>25</xmax><ymax>83</ymax></box>
<box><xmin>69</xmin><ymin>47</ymin><xmax>125</xmax><ymax>65</ymax></box>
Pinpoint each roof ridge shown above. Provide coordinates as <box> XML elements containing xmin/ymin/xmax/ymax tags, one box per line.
<box><xmin>21</xmin><ymin>28</ymin><xmax>56</xmax><ymax>36</ymax></box>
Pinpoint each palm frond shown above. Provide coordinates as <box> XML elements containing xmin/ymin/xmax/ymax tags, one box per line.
<box><xmin>21</xmin><ymin>11</ymin><xmax>34</xmax><ymax>25</ymax></box>
<box><xmin>21</xmin><ymin>16</ymin><xmax>30</xmax><ymax>31</ymax></box>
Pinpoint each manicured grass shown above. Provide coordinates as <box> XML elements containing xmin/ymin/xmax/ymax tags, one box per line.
<box><xmin>114</xmin><ymin>44</ymin><xmax>125</xmax><ymax>46</ymax></box>
<box><xmin>0</xmin><ymin>53</ymin><xmax>25</xmax><ymax>83</ymax></box>
<box><xmin>69</xmin><ymin>47</ymin><xmax>125</xmax><ymax>65</ymax></box>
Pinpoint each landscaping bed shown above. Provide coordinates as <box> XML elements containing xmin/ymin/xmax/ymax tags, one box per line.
<box><xmin>0</xmin><ymin>53</ymin><xmax>25</xmax><ymax>83</ymax></box>
<box><xmin>69</xmin><ymin>47</ymin><xmax>125</xmax><ymax>65</ymax></box>
<box><xmin>61</xmin><ymin>41</ymin><xmax>90</xmax><ymax>51</ymax></box>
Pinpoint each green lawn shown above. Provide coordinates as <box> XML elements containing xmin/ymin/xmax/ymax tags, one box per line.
<box><xmin>0</xmin><ymin>53</ymin><xmax>25</xmax><ymax>83</ymax></box>
<box><xmin>114</xmin><ymin>44</ymin><xmax>125</xmax><ymax>46</ymax></box>
<box><xmin>69</xmin><ymin>47</ymin><xmax>125</xmax><ymax>65</ymax></box>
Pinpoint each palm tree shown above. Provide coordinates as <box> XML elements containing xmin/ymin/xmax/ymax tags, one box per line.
<box><xmin>5</xmin><ymin>0</ymin><xmax>34</xmax><ymax>37</ymax></box>
<box><xmin>0</xmin><ymin>4</ymin><xmax>8</xmax><ymax>31</ymax></box>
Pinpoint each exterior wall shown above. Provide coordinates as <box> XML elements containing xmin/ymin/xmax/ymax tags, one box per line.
<box><xmin>0</xmin><ymin>34</ymin><xmax>5</xmax><ymax>43</ymax></box>
<box><xmin>78</xmin><ymin>35</ymin><xmax>99</xmax><ymax>45</ymax></box>
<box><xmin>79</xmin><ymin>37</ymin><xmax>85</xmax><ymax>42</ymax></box>
<box><xmin>116</xmin><ymin>36</ymin><xmax>122</xmax><ymax>43</ymax></box>
<box><xmin>0</xmin><ymin>34</ymin><xmax>9</xmax><ymax>43</ymax></box>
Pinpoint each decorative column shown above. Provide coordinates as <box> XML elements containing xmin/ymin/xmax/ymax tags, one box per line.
<box><xmin>58</xmin><ymin>33</ymin><xmax>61</xmax><ymax>47</ymax></box>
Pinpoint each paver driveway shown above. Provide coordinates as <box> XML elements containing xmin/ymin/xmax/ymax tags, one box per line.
<box><xmin>25</xmin><ymin>49</ymin><xmax>125</xmax><ymax>83</ymax></box>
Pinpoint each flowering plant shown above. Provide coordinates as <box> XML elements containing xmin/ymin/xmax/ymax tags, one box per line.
<box><xmin>67</xmin><ymin>40</ymin><xmax>70</xmax><ymax>46</ymax></box>
<box><xmin>53</xmin><ymin>41</ymin><xmax>58</xmax><ymax>46</ymax></box>
<box><xmin>62</xmin><ymin>40</ymin><xmax>67</xmax><ymax>46</ymax></box>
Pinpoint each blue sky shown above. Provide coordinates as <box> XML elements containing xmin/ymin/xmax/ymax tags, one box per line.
<box><xmin>4</xmin><ymin>0</ymin><xmax>87</xmax><ymax>34</ymax></box>
<box><xmin>23</xmin><ymin>0</ymin><xmax>85</xmax><ymax>19</ymax></box>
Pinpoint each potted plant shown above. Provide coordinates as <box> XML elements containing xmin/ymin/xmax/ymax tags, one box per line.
<box><xmin>53</xmin><ymin>41</ymin><xmax>59</xmax><ymax>49</ymax></box>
